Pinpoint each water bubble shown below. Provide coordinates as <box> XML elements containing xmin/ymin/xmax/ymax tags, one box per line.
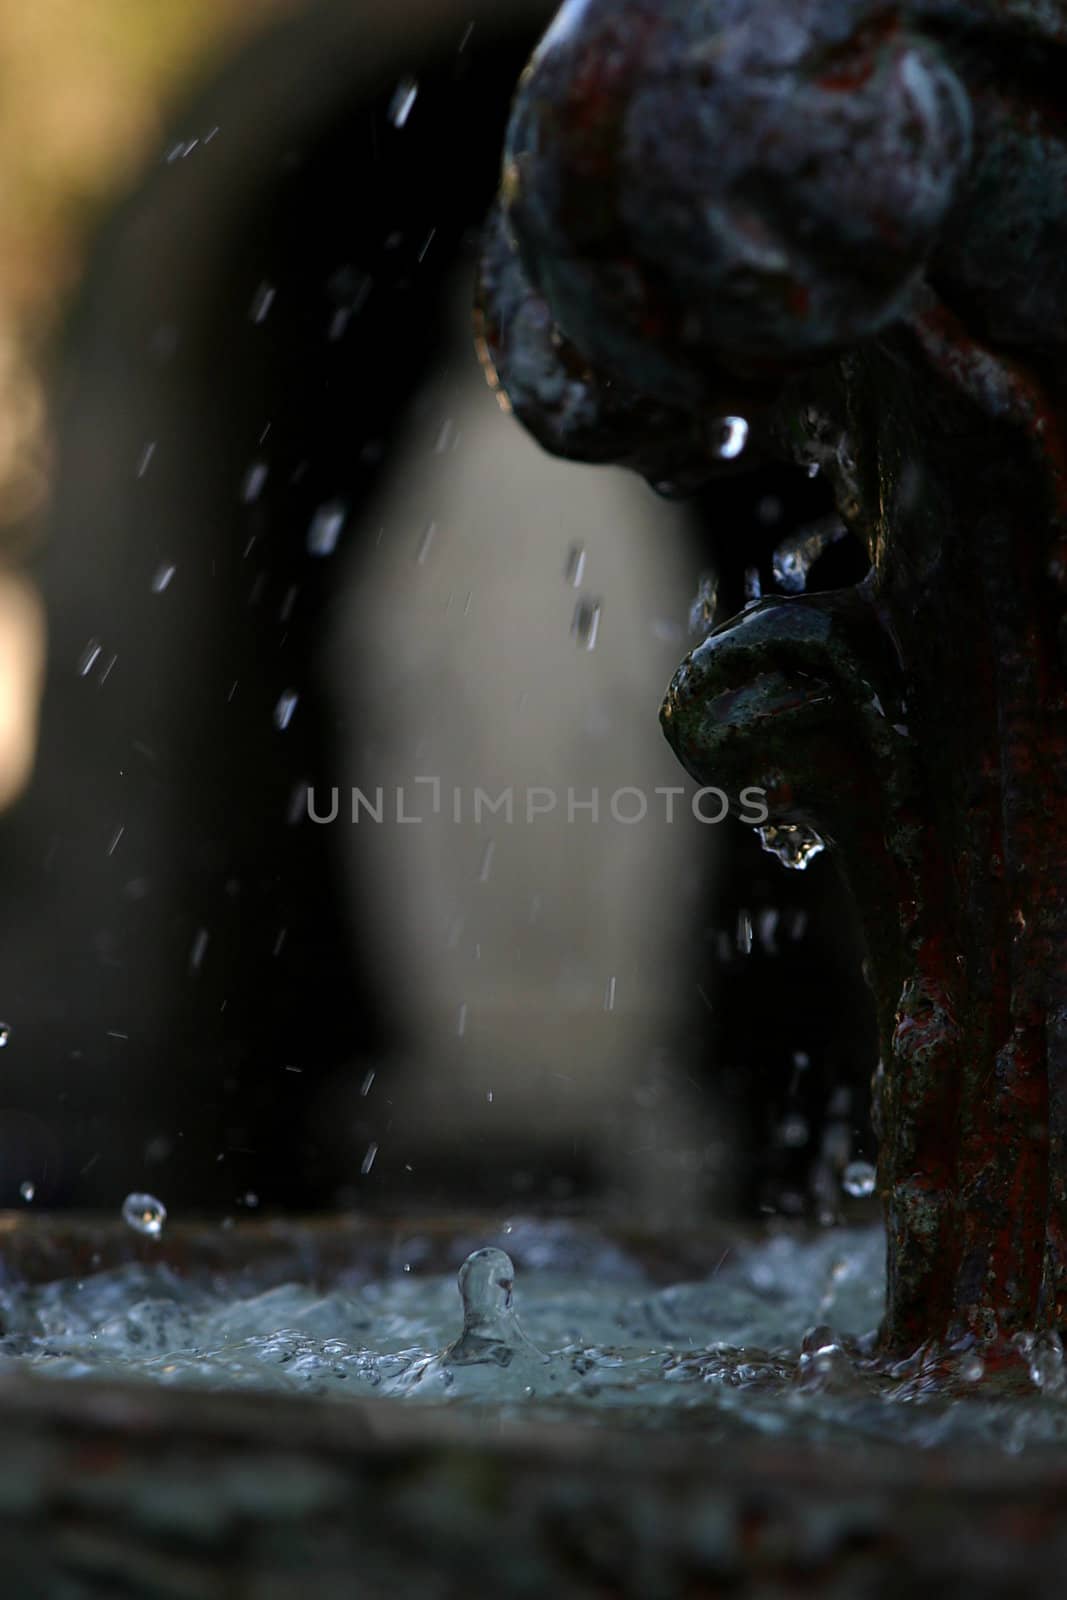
<box><xmin>710</xmin><ymin>416</ymin><xmax>748</xmax><ymax>460</ymax></box>
<box><xmin>842</xmin><ymin>1160</ymin><xmax>877</xmax><ymax>1198</ymax></box>
<box><xmin>757</xmin><ymin>823</ymin><xmax>827</xmax><ymax>871</ymax></box>
<box><xmin>389</xmin><ymin>77</ymin><xmax>419</xmax><ymax>128</ymax></box>
<box><xmin>19</xmin><ymin>1180</ymin><xmax>34</xmax><ymax>1202</ymax></box>
<box><xmin>0</xmin><ymin>1022</ymin><xmax>10</xmax><ymax>1048</ymax></box>
<box><xmin>122</xmin><ymin>1192</ymin><xmax>167</xmax><ymax>1238</ymax></box>
<box><xmin>1026</xmin><ymin>1331</ymin><xmax>1066</xmax><ymax>1395</ymax></box>
<box><xmin>572</xmin><ymin>597</ymin><xmax>602</xmax><ymax>650</ymax></box>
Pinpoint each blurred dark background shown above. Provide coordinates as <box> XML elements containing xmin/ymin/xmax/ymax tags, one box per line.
<box><xmin>0</xmin><ymin>0</ymin><xmax>876</xmax><ymax>1221</ymax></box>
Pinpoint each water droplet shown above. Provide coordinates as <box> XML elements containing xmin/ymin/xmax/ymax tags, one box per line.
<box><xmin>779</xmin><ymin>1114</ymin><xmax>809</xmax><ymax>1149</ymax></box>
<box><xmin>274</xmin><ymin>691</ymin><xmax>299</xmax><ymax>731</ymax></box>
<box><xmin>389</xmin><ymin>77</ymin><xmax>419</xmax><ymax>128</ymax></box>
<box><xmin>688</xmin><ymin>573</ymin><xmax>718</xmax><ymax>638</ymax></box>
<box><xmin>572</xmin><ymin>597</ymin><xmax>602</xmax><ymax>650</ymax></box>
<box><xmin>361</xmin><ymin>1141</ymin><xmax>378</xmax><ymax>1175</ymax></box>
<box><xmin>711</xmin><ymin>416</ymin><xmax>748</xmax><ymax>460</ymax></box>
<box><xmin>744</xmin><ymin>566</ymin><xmax>762</xmax><ymax>603</ymax></box>
<box><xmin>757</xmin><ymin>823</ymin><xmax>827</xmax><ymax>871</ymax></box>
<box><xmin>416</xmin><ymin>521</ymin><xmax>437</xmax><ymax>565</ymax></box>
<box><xmin>249</xmin><ymin>282</ymin><xmax>275</xmax><ymax>324</ymax></box>
<box><xmin>772</xmin><ymin>518</ymin><xmax>847</xmax><ymax>595</ymax></box>
<box><xmin>136</xmin><ymin>441</ymin><xmax>157</xmax><ymax>479</ymax></box>
<box><xmin>151</xmin><ymin>564</ymin><xmax>176</xmax><ymax>594</ymax></box>
<box><xmin>565</xmin><ymin>544</ymin><xmax>586</xmax><ymax>587</ymax></box>
<box><xmin>242</xmin><ymin>461</ymin><xmax>269</xmax><ymax>503</ymax></box>
<box><xmin>19</xmin><ymin>1180</ymin><xmax>34</xmax><ymax>1202</ymax></box>
<box><xmin>360</xmin><ymin>1069</ymin><xmax>376</xmax><ymax>1097</ymax></box>
<box><xmin>604</xmin><ymin>975</ymin><xmax>617</xmax><ymax>1012</ymax></box>
<box><xmin>78</xmin><ymin>639</ymin><xmax>103</xmax><ymax>678</ymax></box>
<box><xmin>842</xmin><ymin>1160</ymin><xmax>877</xmax><ymax>1198</ymax></box>
<box><xmin>308</xmin><ymin>500</ymin><xmax>346</xmax><ymax>557</ymax></box>
<box><xmin>122</xmin><ymin>1192</ymin><xmax>166</xmax><ymax>1238</ymax></box>
<box><xmin>189</xmin><ymin>928</ymin><xmax>209</xmax><ymax>974</ymax></box>
<box><xmin>0</xmin><ymin>1022</ymin><xmax>10</xmax><ymax>1048</ymax></box>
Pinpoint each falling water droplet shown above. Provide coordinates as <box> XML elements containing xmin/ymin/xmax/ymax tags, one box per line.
<box><xmin>19</xmin><ymin>1180</ymin><xmax>34</xmax><ymax>1202</ymax></box>
<box><xmin>151</xmin><ymin>564</ymin><xmax>176</xmax><ymax>594</ymax></box>
<box><xmin>604</xmin><ymin>975</ymin><xmax>617</xmax><ymax>1012</ymax></box>
<box><xmin>842</xmin><ymin>1160</ymin><xmax>877</xmax><ymax>1198</ymax></box>
<box><xmin>0</xmin><ymin>1021</ymin><xmax>10</xmax><ymax>1048</ymax></box>
<box><xmin>572</xmin><ymin>597</ymin><xmax>602</xmax><ymax>650</ymax></box>
<box><xmin>274</xmin><ymin>691</ymin><xmax>299</xmax><ymax>731</ymax></box>
<box><xmin>757</xmin><ymin>823</ymin><xmax>827</xmax><ymax>871</ymax></box>
<box><xmin>361</xmin><ymin>1141</ymin><xmax>379</xmax><ymax>1176</ymax></box>
<box><xmin>122</xmin><ymin>1192</ymin><xmax>166</xmax><ymax>1237</ymax></box>
<box><xmin>565</xmin><ymin>544</ymin><xmax>587</xmax><ymax>587</ymax></box>
<box><xmin>249</xmin><ymin>282</ymin><xmax>275</xmax><ymax>324</ymax></box>
<box><xmin>416</xmin><ymin>521</ymin><xmax>438</xmax><ymax>565</ymax></box>
<box><xmin>308</xmin><ymin>500</ymin><xmax>346</xmax><ymax>557</ymax></box>
<box><xmin>711</xmin><ymin>416</ymin><xmax>748</xmax><ymax>461</ymax></box>
<box><xmin>241</xmin><ymin>461</ymin><xmax>269</xmax><ymax>503</ymax></box>
<box><xmin>389</xmin><ymin>77</ymin><xmax>419</xmax><ymax>128</ymax></box>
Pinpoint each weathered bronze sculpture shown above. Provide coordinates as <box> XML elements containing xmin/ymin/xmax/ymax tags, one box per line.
<box><xmin>478</xmin><ymin>0</ymin><xmax>1067</xmax><ymax>1354</ymax></box>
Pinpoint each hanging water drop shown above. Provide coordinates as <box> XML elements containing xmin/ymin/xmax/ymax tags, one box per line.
<box><xmin>757</xmin><ymin>823</ymin><xmax>827</xmax><ymax>871</ymax></box>
<box><xmin>842</xmin><ymin>1160</ymin><xmax>877</xmax><ymax>1198</ymax></box>
<box><xmin>122</xmin><ymin>1192</ymin><xmax>167</xmax><ymax>1238</ymax></box>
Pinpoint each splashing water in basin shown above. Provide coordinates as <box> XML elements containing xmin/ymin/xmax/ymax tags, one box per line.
<box><xmin>3</xmin><ymin>1221</ymin><xmax>1067</xmax><ymax>1452</ymax></box>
